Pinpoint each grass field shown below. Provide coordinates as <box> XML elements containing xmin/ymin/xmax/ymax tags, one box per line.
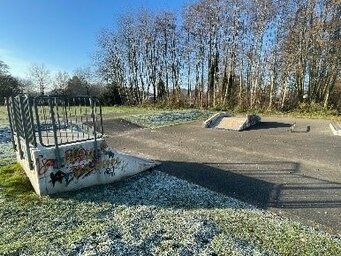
<box><xmin>0</xmin><ymin>105</ymin><xmax>340</xmax><ymax>255</ymax></box>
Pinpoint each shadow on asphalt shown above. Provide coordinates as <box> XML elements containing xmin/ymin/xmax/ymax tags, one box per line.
<box><xmin>157</xmin><ymin>161</ymin><xmax>341</xmax><ymax>209</ymax></box>
<box><xmin>55</xmin><ymin>160</ymin><xmax>341</xmax><ymax>233</ymax></box>
<box><xmin>246</xmin><ymin>121</ymin><xmax>292</xmax><ymax>130</ymax></box>
<box><xmin>102</xmin><ymin>118</ymin><xmax>144</xmax><ymax>134</ymax></box>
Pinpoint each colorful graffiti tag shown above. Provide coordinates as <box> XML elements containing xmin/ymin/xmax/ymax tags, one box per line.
<box><xmin>47</xmin><ymin>146</ymin><xmax>123</xmax><ymax>187</ymax></box>
<box><xmin>71</xmin><ymin>158</ymin><xmax>98</xmax><ymax>179</ymax></box>
<box><xmin>37</xmin><ymin>156</ymin><xmax>56</xmax><ymax>175</ymax></box>
<box><xmin>64</xmin><ymin>147</ymin><xmax>98</xmax><ymax>164</ymax></box>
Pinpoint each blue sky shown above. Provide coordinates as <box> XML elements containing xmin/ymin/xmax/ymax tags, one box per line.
<box><xmin>0</xmin><ymin>0</ymin><xmax>186</xmax><ymax>78</ymax></box>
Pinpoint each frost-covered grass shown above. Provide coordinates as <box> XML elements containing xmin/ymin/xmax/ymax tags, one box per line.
<box><xmin>0</xmin><ymin>167</ymin><xmax>340</xmax><ymax>255</ymax></box>
<box><xmin>101</xmin><ymin>106</ymin><xmax>162</xmax><ymax>116</ymax></box>
<box><xmin>102</xmin><ymin>106</ymin><xmax>214</xmax><ymax>128</ymax></box>
<box><xmin>0</xmin><ymin>142</ymin><xmax>16</xmax><ymax>166</ymax></box>
<box><xmin>127</xmin><ymin>110</ymin><xmax>213</xmax><ymax>128</ymax></box>
<box><xmin>0</xmin><ymin>125</ymin><xmax>16</xmax><ymax>166</ymax></box>
<box><xmin>0</xmin><ymin>106</ymin><xmax>8</xmax><ymax>125</ymax></box>
<box><xmin>0</xmin><ymin>106</ymin><xmax>340</xmax><ymax>255</ymax></box>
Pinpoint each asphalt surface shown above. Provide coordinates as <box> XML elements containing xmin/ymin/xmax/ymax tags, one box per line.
<box><xmin>104</xmin><ymin>117</ymin><xmax>341</xmax><ymax>235</ymax></box>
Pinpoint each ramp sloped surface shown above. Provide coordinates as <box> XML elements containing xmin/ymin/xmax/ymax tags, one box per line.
<box><xmin>330</xmin><ymin>121</ymin><xmax>341</xmax><ymax>136</ymax></box>
<box><xmin>215</xmin><ymin>117</ymin><xmax>247</xmax><ymax>130</ymax></box>
<box><xmin>204</xmin><ymin>113</ymin><xmax>261</xmax><ymax>131</ymax></box>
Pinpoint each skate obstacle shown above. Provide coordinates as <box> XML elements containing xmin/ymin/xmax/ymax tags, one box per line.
<box><xmin>6</xmin><ymin>95</ymin><xmax>156</xmax><ymax>195</ymax></box>
<box><xmin>330</xmin><ymin>121</ymin><xmax>341</xmax><ymax>136</ymax></box>
<box><xmin>203</xmin><ymin>112</ymin><xmax>261</xmax><ymax>131</ymax></box>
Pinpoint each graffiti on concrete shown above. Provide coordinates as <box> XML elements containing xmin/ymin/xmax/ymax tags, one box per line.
<box><xmin>40</xmin><ymin>142</ymin><xmax>126</xmax><ymax>188</ymax></box>
<box><xmin>103</xmin><ymin>150</ymin><xmax>121</xmax><ymax>176</ymax></box>
<box><xmin>104</xmin><ymin>167</ymin><xmax>115</xmax><ymax>176</ymax></box>
<box><xmin>104</xmin><ymin>150</ymin><xmax>115</xmax><ymax>158</ymax></box>
<box><xmin>37</xmin><ymin>156</ymin><xmax>56</xmax><ymax>176</ymax></box>
<box><xmin>72</xmin><ymin>158</ymin><xmax>98</xmax><ymax>179</ymax></box>
<box><xmin>64</xmin><ymin>147</ymin><xmax>98</xmax><ymax>164</ymax></box>
<box><xmin>47</xmin><ymin>148</ymin><xmax>123</xmax><ymax>186</ymax></box>
<box><xmin>50</xmin><ymin>170</ymin><xmax>66</xmax><ymax>187</ymax></box>
<box><xmin>50</xmin><ymin>170</ymin><xmax>74</xmax><ymax>187</ymax></box>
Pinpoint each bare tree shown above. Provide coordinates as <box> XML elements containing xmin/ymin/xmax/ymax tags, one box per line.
<box><xmin>18</xmin><ymin>78</ymin><xmax>34</xmax><ymax>94</ymax></box>
<box><xmin>53</xmin><ymin>71</ymin><xmax>69</xmax><ymax>92</ymax></box>
<box><xmin>0</xmin><ymin>60</ymin><xmax>9</xmax><ymax>75</ymax></box>
<box><xmin>94</xmin><ymin>0</ymin><xmax>341</xmax><ymax>111</ymax></box>
<box><xmin>28</xmin><ymin>63</ymin><xmax>50</xmax><ymax>95</ymax></box>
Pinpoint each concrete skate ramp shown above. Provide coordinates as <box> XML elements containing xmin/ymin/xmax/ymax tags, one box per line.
<box><xmin>6</xmin><ymin>95</ymin><xmax>158</xmax><ymax>196</ymax></box>
<box><xmin>203</xmin><ymin>112</ymin><xmax>261</xmax><ymax>131</ymax></box>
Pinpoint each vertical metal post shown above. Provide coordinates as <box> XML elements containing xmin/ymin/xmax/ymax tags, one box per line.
<box><xmin>27</xmin><ymin>97</ymin><xmax>37</xmax><ymax>147</ymax></box>
<box><xmin>12</xmin><ymin>97</ymin><xmax>23</xmax><ymax>158</ymax></box>
<box><xmin>6</xmin><ymin>97</ymin><xmax>17</xmax><ymax>151</ymax></box>
<box><xmin>19</xmin><ymin>96</ymin><xmax>33</xmax><ymax>169</ymax></box>
<box><xmin>70</xmin><ymin>98</ymin><xmax>75</xmax><ymax>141</ymax></box>
<box><xmin>64</xmin><ymin>98</ymin><xmax>69</xmax><ymax>143</ymax></box>
<box><xmin>34</xmin><ymin>98</ymin><xmax>43</xmax><ymax>145</ymax></box>
<box><xmin>42</xmin><ymin>102</ymin><xmax>49</xmax><ymax>145</ymax></box>
<box><xmin>99</xmin><ymin>101</ymin><xmax>104</xmax><ymax>136</ymax></box>
<box><xmin>55</xmin><ymin>97</ymin><xmax>63</xmax><ymax>144</ymax></box>
<box><xmin>91</xmin><ymin>98</ymin><xmax>98</xmax><ymax>160</ymax></box>
<box><xmin>85</xmin><ymin>99</ymin><xmax>89</xmax><ymax>138</ymax></box>
<box><xmin>48</xmin><ymin>98</ymin><xmax>61</xmax><ymax>168</ymax></box>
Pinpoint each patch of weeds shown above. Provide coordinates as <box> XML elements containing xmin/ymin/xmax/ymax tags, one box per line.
<box><xmin>0</xmin><ymin>163</ymin><xmax>37</xmax><ymax>201</ymax></box>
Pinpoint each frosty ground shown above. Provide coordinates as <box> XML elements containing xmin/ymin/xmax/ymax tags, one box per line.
<box><xmin>0</xmin><ymin>107</ymin><xmax>340</xmax><ymax>255</ymax></box>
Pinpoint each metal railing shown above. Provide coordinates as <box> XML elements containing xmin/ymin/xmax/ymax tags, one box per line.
<box><xmin>6</xmin><ymin>95</ymin><xmax>104</xmax><ymax>169</ymax></box>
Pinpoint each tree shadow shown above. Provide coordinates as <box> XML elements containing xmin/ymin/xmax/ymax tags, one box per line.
<box><xmin>54</xmin><ymin>165</ymin><xmax>254</xmax><ymax>210</ymax></box>
<box><xmin>158</xmin><ymin>161</ymin><xmax>341</xmax><ymax>209</ymax></box>
<box><xmin>102</xmin><ymin>118</ymin><xmax>144</xmax><ymax>134</ymax></box>
<box><xmin>54</xmin><ymin>160</ymin><xmax>341</xmax><ymax>210</ymax></box>
<box><xmin>53</xmin><ymin>160</ymin><xmax>341</xmax><ymax>233</ymax></box>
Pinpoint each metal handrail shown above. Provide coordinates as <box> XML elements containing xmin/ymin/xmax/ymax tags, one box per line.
<box><xmin>6</xmin><ymin>95</ymin><xmax>104</xmax><ymax>169</ymax></box>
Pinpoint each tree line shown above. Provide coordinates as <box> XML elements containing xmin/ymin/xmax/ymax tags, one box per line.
<box><xmin>0</xmin><ymin>60</ymin><xmax>24</xmax><ymax>104</ymax></box>
<box><xmin>0</xmin><ymin>61</ymin><xmax>103</xmax><ymax>104</ymax></box>
<box><xmin>96</xmin><ymin>0</ymin><xmax>341</xmax><ymax>111</ymax></box>
<box><xmin>1</xmin><ymin>0</ymin><xmax>340</xmax><ymax>112</ymax></box>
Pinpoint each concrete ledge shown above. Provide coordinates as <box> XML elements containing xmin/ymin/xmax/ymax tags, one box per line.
<box><xmin>202</xmin><ymin>112</ymin><xmax>232</xmax><ymax>128</ymax></box>
<box><xmin>329</xmin><ymin>122</ymin><xmax>341</xmax><ymax>136</ymax></box>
